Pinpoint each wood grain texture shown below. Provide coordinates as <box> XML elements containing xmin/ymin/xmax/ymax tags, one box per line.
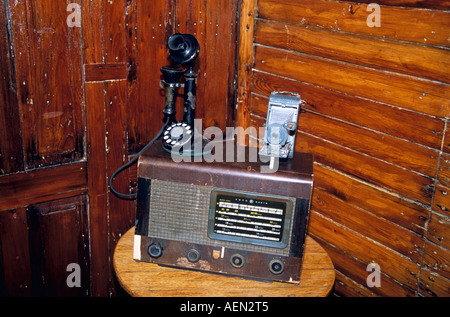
<box><xmin>422</xmin><ymin>240</ymin><xmax>450</xmax><ymax>279</ymax></box>
<box><xmin>0</xmin><ymin>162</ymin><xmax>87</xmax><ymax>211</ymax></box>
<box><xmin>1</xmin><ymin>1</ymin><xmax>89</xmax><ymax>294</ymax></box>
<box><xmin>350</xmin><ymin>0</ymin><xmax>450</xmax><ymax>10</ymax></box>
<box><xmin>313</xmin><ymin>163</ymin><xmax>429</xmax><ymax>236</ymax></box>
<box><xmin>175</xmin><ymin>0</ymin><xmax>238</xmax><ymax>130</ymax></box>
<box><xmin>105</xmin><ymin>80</ymin><xmax>135</xmax><ymax>250</ymax></box>
<box><xmin>103</xmin><ymin>0</ymin><xmax>126</xmax><ymax>64</ymax></box>
<box><xmin>113</xmin><ymin>227</ymin><xmax>335</xmax><ymax>297</ymax></box>
<box><xmin>251</xmin><ymin>71</ymin><xmax>445</xmax><ymax>150</ymax></box>
<box><xmin>85</xmin><ymin>81</ymin><xmax>109</xmax><ymax>296</ymax></box>
<box><xmin>125</xmin><ymin>0</ymin><xmax>138</xmax><ymax>155</ymax></box>
<box><xmin>251</xmin><ymin>94</ymin><xmax>440</xmax><ymax>178</ymax></box>
<box><xmin>132</xmin><ymin>0</ymin><xmax>239</xmax><ymax>152</ymax></box>
<box><xmin>418</xmin><ymin>267</ymin><xmax>450</xmax><ymax>297</ymax></box>
<box><xmin>0</xmin><ymin>0</ymin><xmax>23</xmax><ymax>175</ymax></box>
<box><xmin>235</xmin><ymin>0</ymin><xmax>255</xmax><ymax>146</ymax></box>
<box><xmin>433</xmin><ymin>184</ymin><xmax>450</xmax><ymax>218</ymax></box>
<box><xmin>255</xmin><ymin>19</ymin><xmax>450</xmax><ymax>83</ymax></box>
<box><xmin>0</xmin><ymin>208</ymin><xmax>32</xmax><ymax>296</ymax></box>
<box><xmin>251</xmin><ymin>94</ymin><xmax>437</xmax><ymax>206</ymax></box>
<box><xmin>82</xmin><ymin>0</ymin><xmax>136</xmax><ymax>296</ymax></box>
<box><xmin>0</xmin><ymin>195</ymin><xmax>91</xmax><ymax>297</ymax></box>
<box><xmin>325</xmin><ymin>246</ymin><xmax>416</xmax><ymax>297</ymax></box>
<box><xmin>131</xmin><ymin>0</ymin><xmax>172</xmax><ymax>151</ymax></box>
<box><xmin>85</xmin><ymin>64</ymin><xmax>127</xmax><ymax>82</ymax></box>
<box><xmin>443</xmin><ymin>121</ymin><xmax>450</xmax><ymax>154</ymax></box>
<box><xmin>258</xmin><ymin>0</ymin><xmax>450</xmax><ymax>46</ymax></box>
<box><xmin>311</xmin><ymin>188</ymin><xmax>424</xmax><ymax>263</ymax></box>
<box><xmin>309</xmin><ymin>211</ymin><xmax>420</xmax><ymax>290</ymax></box>
<box><xmin>427</xmin><ymin>211</ymin><xmax>450</xmax><ymax>250</ymax></box>
<box><xmin>254</xmin><ymin>45</ymin><xmax>449</xmax><ymax>118</ymax></box>
<box><xmin>437</xmin><ymin>152</ymin><xmax>450</xmax><ymax>188</ymax></box>
<box><xmin>9</xmin><ymin>0</ymin><xmax>84</xmax><ymax>169</ymax></box>
<box><xmin>82</xmin><ymin>0</ymin><xmax>103</xmax><ymax>64</ymax></box>
<box><xmin>240</xmin><ymin>0</ymin><xmax>450</xmax><ymax>296</ymax></box>
<box><xmin>27</xmin><ymin>196</ymin><xmax>90</xmax><ymax>296</ymax></box>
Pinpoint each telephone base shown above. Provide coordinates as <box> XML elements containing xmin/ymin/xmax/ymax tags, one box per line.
<box><xmin>162</xmin><ymin>136</ymin><xmax>212</xmax><ymax>157</ymax></box>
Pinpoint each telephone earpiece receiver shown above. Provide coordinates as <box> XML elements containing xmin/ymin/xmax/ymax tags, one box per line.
<box><xmin>160</xmin><ymin>33</ymin><xmax>211</xmax><ymax>157</ymax></box>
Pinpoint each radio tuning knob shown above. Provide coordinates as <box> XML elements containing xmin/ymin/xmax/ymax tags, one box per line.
<box><xmin>148</xmin><ymin>242</ymin><xmax>163</xmax><ymax>258</ymax></box>
<box><xmin>187</xmin><ymin>248</ymin><xmax>201</xmax><ymax>263</ymax></box>
<box><xmin>269</xmin><ymin>259</ymin><xmax>285</xmax><ymax>275</ymax></box>
<box><xmin>230</xmin><ymin>254</ymin><xmax>245</xmax><ymax>268</ymax></box>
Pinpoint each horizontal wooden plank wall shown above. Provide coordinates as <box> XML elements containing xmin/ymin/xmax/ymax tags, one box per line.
<box><xmin>238</xmin><ymin>0</ymin><xmax>450</xmax><ymax>296</ymax></box>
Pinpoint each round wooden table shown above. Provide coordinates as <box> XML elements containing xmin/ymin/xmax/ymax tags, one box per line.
<box><xmin>113</xmin><ymin>227</ymin><xmax>335</xmax><ymax>297</ymax></box>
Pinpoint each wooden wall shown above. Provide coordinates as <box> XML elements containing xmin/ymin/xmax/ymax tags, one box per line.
<box><xmin>0</xmin><ymin>0</ymin><xmax>90</xmax><ymax>296</ymax></box>
<box><xmin>237</xmin><ymin>0</ymin><xmax>450</xmax><ymax>296</ymax></box>
<box><xmin>1</xmin><ymin>0</ymin><xmax>448</xmax><ymax>297</ymax></box>
<box><xmin>0</xmin><ymin>0</ymin><xmax>239</xmax><ymax>296</ymax></box>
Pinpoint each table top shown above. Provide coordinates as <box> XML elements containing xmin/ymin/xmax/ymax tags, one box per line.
<box><xmin>113</xmin><ymin>227</ymin><xmax>335</xmax><ymax>297</ymax></box>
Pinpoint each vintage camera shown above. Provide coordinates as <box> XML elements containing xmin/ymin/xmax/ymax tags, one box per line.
<box><xmin>259</xmin><ymin>92</ymin><xmax>304</xmax><ymax>160</ymax></box>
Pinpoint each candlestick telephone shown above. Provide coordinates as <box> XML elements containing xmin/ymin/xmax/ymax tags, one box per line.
<box><xmin>160</xmin><ymin>33</ymin><xmax>211</xmax><ymax>157</ymax></box>
<box><xmin>110</xmin><ymin>33</ymin><xmax>210</xmax><ymax>199</ymax></box>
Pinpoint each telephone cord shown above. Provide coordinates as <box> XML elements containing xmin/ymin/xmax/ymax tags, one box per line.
<box><xmin>109</xmin><ymin>119</ymin><xmax>169</xmax><ymax>199</ymax></box>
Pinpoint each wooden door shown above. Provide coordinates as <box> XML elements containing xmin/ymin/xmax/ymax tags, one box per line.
<box><xmin>0</xmin><ymin>0</ymin><xmax>240</xmax><ymax>296</ymax></box>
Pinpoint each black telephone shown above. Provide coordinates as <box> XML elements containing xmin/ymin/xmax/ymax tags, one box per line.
<box><xmin>160</xmin><ymin>33</ymin><xmax>210</xmax><ymax>157</ymax></box>
<box><xmin>110</xmin><ymin>33</ymin><xmax>209</xmax><ymax>198</ymax></box>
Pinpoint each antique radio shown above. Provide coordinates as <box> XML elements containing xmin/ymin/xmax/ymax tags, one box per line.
<box><xmin>133</xmin><ymin>141</ymin><xmax>313</xmax><ymax>284</ymax></box>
